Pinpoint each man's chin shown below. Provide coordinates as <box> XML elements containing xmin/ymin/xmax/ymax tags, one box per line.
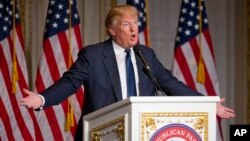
<box><xmin>130</xmin><ymin>39</ymin><xmax>138</xmax><ymax>44</ymax></box>
<box><xmin>129</xmin><ymin>42</ymin><xmax>138</xmax><ymax>47</ymax></box>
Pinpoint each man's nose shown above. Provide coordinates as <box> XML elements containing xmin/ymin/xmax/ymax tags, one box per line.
<box><xmin>130</xmin><ymin>23</ymin><xmax>137</xmax><ymax>31</ymax></box>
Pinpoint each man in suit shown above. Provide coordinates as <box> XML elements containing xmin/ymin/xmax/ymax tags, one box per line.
<box><xmin>19</xmin><ymin>5</ymin><xmax>235</xmax><ymax>140</ymax></box>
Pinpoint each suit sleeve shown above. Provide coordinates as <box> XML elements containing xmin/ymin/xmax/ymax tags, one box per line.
<box><xmin>41</xmin><ymin>49</ymin><xmax>89</xmax><ymax>108</ymax></box>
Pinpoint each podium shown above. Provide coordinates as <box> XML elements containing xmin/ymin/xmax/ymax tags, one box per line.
<box><xmin>83</xmin><ymin>96</ymin><xmax>219</xmax><ymax>141</ymax></box>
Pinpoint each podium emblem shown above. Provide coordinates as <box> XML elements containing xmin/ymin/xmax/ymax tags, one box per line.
<box><xmin>150</xmin><ymin>123</ymin><xmax>202</xmax><ymax>141</ymax></box>
<box><xmin>141</xmin><ymin>112</ymin><xmax>208</xmax><ymax>141</ymax></box>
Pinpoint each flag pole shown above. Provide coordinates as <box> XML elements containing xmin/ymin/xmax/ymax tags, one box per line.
<box><xmin>12</xmin><ymin>0</ymin><xmax>19</xmax><ymax>94</ymax></box>
<box><xmin>65</xmin><ymin>0</ymin><xmax>74</xmax><ymax>131</ymax></box>
<box><xmin>197</xmin><ymin>0</ymin><xmax>205</xmax><ymax>84</ymax></box>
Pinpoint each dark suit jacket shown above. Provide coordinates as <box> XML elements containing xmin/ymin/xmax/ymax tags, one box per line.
<box><xmin>41</xmin><ymin>38</ymin><xmax>202</xmax><ymax>140</ymax></box>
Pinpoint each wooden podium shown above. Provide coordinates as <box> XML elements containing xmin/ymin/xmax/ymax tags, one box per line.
<box><xmin>83</xmin><ymin>96</ymin><xmax>219</xmax><ymax>141</ymax></box>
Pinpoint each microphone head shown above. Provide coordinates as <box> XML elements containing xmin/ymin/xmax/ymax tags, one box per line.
<box><xmin>133</xmin><ymin>45</ymin><xmax>142</xmax><ymax>54</ymax></box>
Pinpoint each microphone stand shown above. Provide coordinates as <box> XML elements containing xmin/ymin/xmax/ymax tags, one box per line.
<box><xmin>143</xmin><ymin>66</ymin><xmax>165</xmax><ymax>96</ymax></box>
<box><xmin>134</xmin><ymin>46</ymin><xmax>166</xmax><ymax>96</ymax></box>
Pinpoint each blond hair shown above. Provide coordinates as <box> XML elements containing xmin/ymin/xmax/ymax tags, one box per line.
<box><xmin>105</xmin><ymin>5</ymin><xmax>138</xmax><ymax>36</ymax></box>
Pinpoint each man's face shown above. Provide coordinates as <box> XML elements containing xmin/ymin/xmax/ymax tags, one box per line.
<box><xmin>109</xmin><ymin>15</ymin><xmax>139</xmax><ymax>48</ymax></box>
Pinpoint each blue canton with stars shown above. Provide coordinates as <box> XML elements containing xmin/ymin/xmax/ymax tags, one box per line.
<box><xmin>44</xmin><ymin>0</ymin><xmax>80</xmax><ymax>38</ymax></box>
<box><xmin>127</xmin><ymin>0</ymin><xmax>147</xmax><ymax>33</ymax></box>
<box><xmin>175</xmin><ymin>0</ymin><xmax>209</xmax><ymax>47</ymax></box>
<box><xmin>0</xmin><ymin>0</ymin><xmax>20</xmax><ymax>41</ymax></box>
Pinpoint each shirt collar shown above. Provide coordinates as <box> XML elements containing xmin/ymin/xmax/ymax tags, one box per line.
<box><xmin>112</xmin><ymin>41</ymin><xmax>135</xmax><ymax>56</ymax></box>
<box><xmin>112</xmin><ymin>41</ymin><xmax>125</xmax><ymax>55</ymax></box>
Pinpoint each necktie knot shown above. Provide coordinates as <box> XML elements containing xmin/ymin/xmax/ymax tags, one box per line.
<box><xmin>125</xmin><ymin>49</ymin><xmax>131</xmax><ymax>54</ymax></box>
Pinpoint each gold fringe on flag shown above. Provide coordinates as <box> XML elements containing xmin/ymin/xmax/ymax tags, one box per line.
<box><xmin>65</xmin><ymin>100</ymin><xmax>74</xmax><ymax>131</ymax></box>
<box><xmin>12</xmin><ymin>0</ymin><xmax>19</xmax><ymax>94</ymax></box>
<box><xmin>197</xmin><ymin>0</ymin><xmax>205</xmax><ymax>84</ymax></box>
<box><xmin>65</xmin><ymin>0</ymin><xmax>74</xmax><ymax>131</ymax></box>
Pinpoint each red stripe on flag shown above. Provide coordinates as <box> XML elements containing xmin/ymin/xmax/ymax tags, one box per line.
<box><xmin>15</xmin><ymin>25</ymin><xmax>25</xmax><ymax>49</ymax></box>
<box><xmin>203</xmin><ymin>29</ymin><xmax>224</xmax><ymax>139</ymax></box>
<box><xmin>72</xmin><ymin>25</ymin><xmax>84</xmax><ymax>113</ymax></box>
<box><xmin>143</xmin><ymin>28</ymin><xmax>150</xmax><ymax>46</ymax></box>
<box><xmin>0</xmin><ymin>99</ymin><xmax>15</xmax><ymax>141</ymax></box>
<box><xmin>43</xmin><ymin>39</ymin><xmax>61</xmax><ymax>81</ymax></box>
<box><xmin>13</xmin><ymin>28</ymin><xmax>44</xmax><ymax>140</ymax></box>
<box><xmin>35</xmin><ymin>1</ymin><xmax>84</xmax><ymax>140</ymax></box>
<box><xmin>189</xmin><ymin>37</ymin><xmax>217</xmax><ymax>96</ymax></box>
<box><xmin>173</xmin><ymin>0</ymin><xmax>223</xmax><ymax>140</ymax></box>
<box><xmin>36</xmin><ymin>68</ymin><xmax>46</xmax><ymax>95</ymax></box>
<box><xmin>203</xmin><ymin>29</ymin><xmax>215</xmax><ymax>61</ymax></box>
<box><xmin>43</xmin><ymin>108</ymin><xmax>64</xmax><ymax>140</ymax></box>
<box><xmin>204</xmin><ymin>69</ymin><xmax>217</xmax><ymax>96</ymax></box>
<box><xmin>36</xmin><ymin>70</ymin><xmax>64</xmax><ymax>140</ymax></box>
<box><xmin>74</xmin><ymin>25</ymin><xmax>83</xmax><ymax>49</ymax></box>
<box><xmin>174</xmin><ymin>46</ymin><xmax>196</xmax><ymax>90</ymax></box>
<box><xmin>43</xmin><ymin>38</ymin><xmax>67</xmax><ymax>139</ymax></box>
<box><xmin>37</xmin><ymin>35</ymin><xmax>80</xmax><ymax>137</ymax></box>
<box><xmin>36</xmin><ymin>39</ymin><xmax>67</xmax><ymax>139</ymax></box>
<box><xmin>0</xmin><ymin>43</ymin><xmax>33</xmax><ymax>141</ymax></box>
<box><xmin>57</xmin><ymin>32</ymin><xmax>70</xmax><ymax>67</ymax></box>
<box><xmin>16</xmin><ymin>61</ymin><xmax>44</xmax><ymax>141</ymax></box>
<box><xmin>188</xmin><ymin>38</ymin><xmax>200</xmax><ymax>63</ymax></box>
<box><xmin>55</xmin><ymin>32</ymin><xmax>79</xmax><ymax>136</ymax></box>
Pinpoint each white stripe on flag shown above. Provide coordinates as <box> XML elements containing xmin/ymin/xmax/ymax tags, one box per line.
<box><xmin>0</xmin><ymin>72</ymin><xmax>24</xmax><ymax>140</ymax></box>
<box><xmin>138</xmin><ymin>32</ymin><xmax>146</xmax><ymax>45</ymax></box>
<box><xmin>172</xmin><ymin>59</ymin><xmax>186</xmax><ymax>84</ymax></box>
<box><xmin>34</xmin><ymin>108</ymin><xmax>53</xmax><ymax>140</ymax></box>
<box><xmin>199</xmin><ymin>34</ymin><xmax>220</xmax><ymax>95</ymax></box>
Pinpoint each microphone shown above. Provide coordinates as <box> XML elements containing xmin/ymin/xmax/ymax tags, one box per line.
<box><xmin>133</xmin><ymin>46</ymin><xmax>165</xmax><ymax>96</ymax></box>
<box><xmin>133</xmin><ymin>46</ymin><xmax>151</xmax><ymax>71</ymax></box>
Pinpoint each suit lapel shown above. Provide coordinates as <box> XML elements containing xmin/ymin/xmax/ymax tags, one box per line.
<box><xmin>134</xmin><ymin>46</ymin><xmax>151</xmax><ymax>96</ymax></box>
<box><xmin>134</xmin><ymin>46</ymin><xmax>144</xmax><ymax>96</ymax></box>
<box><xmin>102</xmin><ymin>40</ymin><xmax>123</xmax><ymax>101</ymax></box>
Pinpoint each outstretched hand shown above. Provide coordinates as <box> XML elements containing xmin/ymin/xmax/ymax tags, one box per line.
<box><xmin>18</xmin><ymin>88</ymin><xmax>43</xmax><ymax>110</ymax></box>
<box><xmin>216</xmin><ymin>97</ymin><xmax>235</xmax><ymax>119</ymax></box>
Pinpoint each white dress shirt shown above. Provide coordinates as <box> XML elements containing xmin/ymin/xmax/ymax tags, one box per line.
<box><xmin>112</xmin><ymin>41</ymin><xmax>139</xmax><ymax>99</ymax></box>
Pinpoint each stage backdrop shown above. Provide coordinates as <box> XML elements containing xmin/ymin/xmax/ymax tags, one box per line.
<box><xmin>15</xmin><ymin>0</ymin><xmax>248</xmax><ymax>140</ymax></box>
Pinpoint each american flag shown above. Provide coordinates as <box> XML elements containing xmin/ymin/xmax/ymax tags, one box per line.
<box><xmin>0</xmin><ymin>0</ymin><xmax>43</xmax><ymax>140</ymax></box>
<box><xmin>35</xmin><ymin>0</ymin><xmax>84</xmax><ymax>140</ymax></box>
<box><xmin>172</xmin><ymin>0</ymin><xmax>223</xmax><ymax>140</ymax></box>
<box><xmin>127</xmin><ymin>0</ymin><xmax>150</xmax><ymax>46</ymax></box>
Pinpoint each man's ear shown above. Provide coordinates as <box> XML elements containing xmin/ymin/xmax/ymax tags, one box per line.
<box><xmin>108</xmin><ymin>28</ymin><xmax>115</xmax><ymax>36</ymax></box>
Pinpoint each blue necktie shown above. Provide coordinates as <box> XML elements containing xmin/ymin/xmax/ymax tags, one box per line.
<box><xmin>125</xmin><ymin>49</ymin><xmax>136</xmax><ymax>97</ymax></box>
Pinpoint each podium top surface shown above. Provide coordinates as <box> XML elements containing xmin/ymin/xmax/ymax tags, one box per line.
<box><xmin>83</xmin><ymin>96</ymin><xmax>220</xmax><ymax>120</ymax></box>
<box><xmin>125</xmin><ymin>96</ymin><xmax>220</xmax><ymax>103</ymax></box>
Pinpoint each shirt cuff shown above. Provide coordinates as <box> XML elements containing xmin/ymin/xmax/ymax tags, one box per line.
<box><xmin>37</xmin><ymin>94</ymin><xmax>45</xmax><ymax>110</ymax></box>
